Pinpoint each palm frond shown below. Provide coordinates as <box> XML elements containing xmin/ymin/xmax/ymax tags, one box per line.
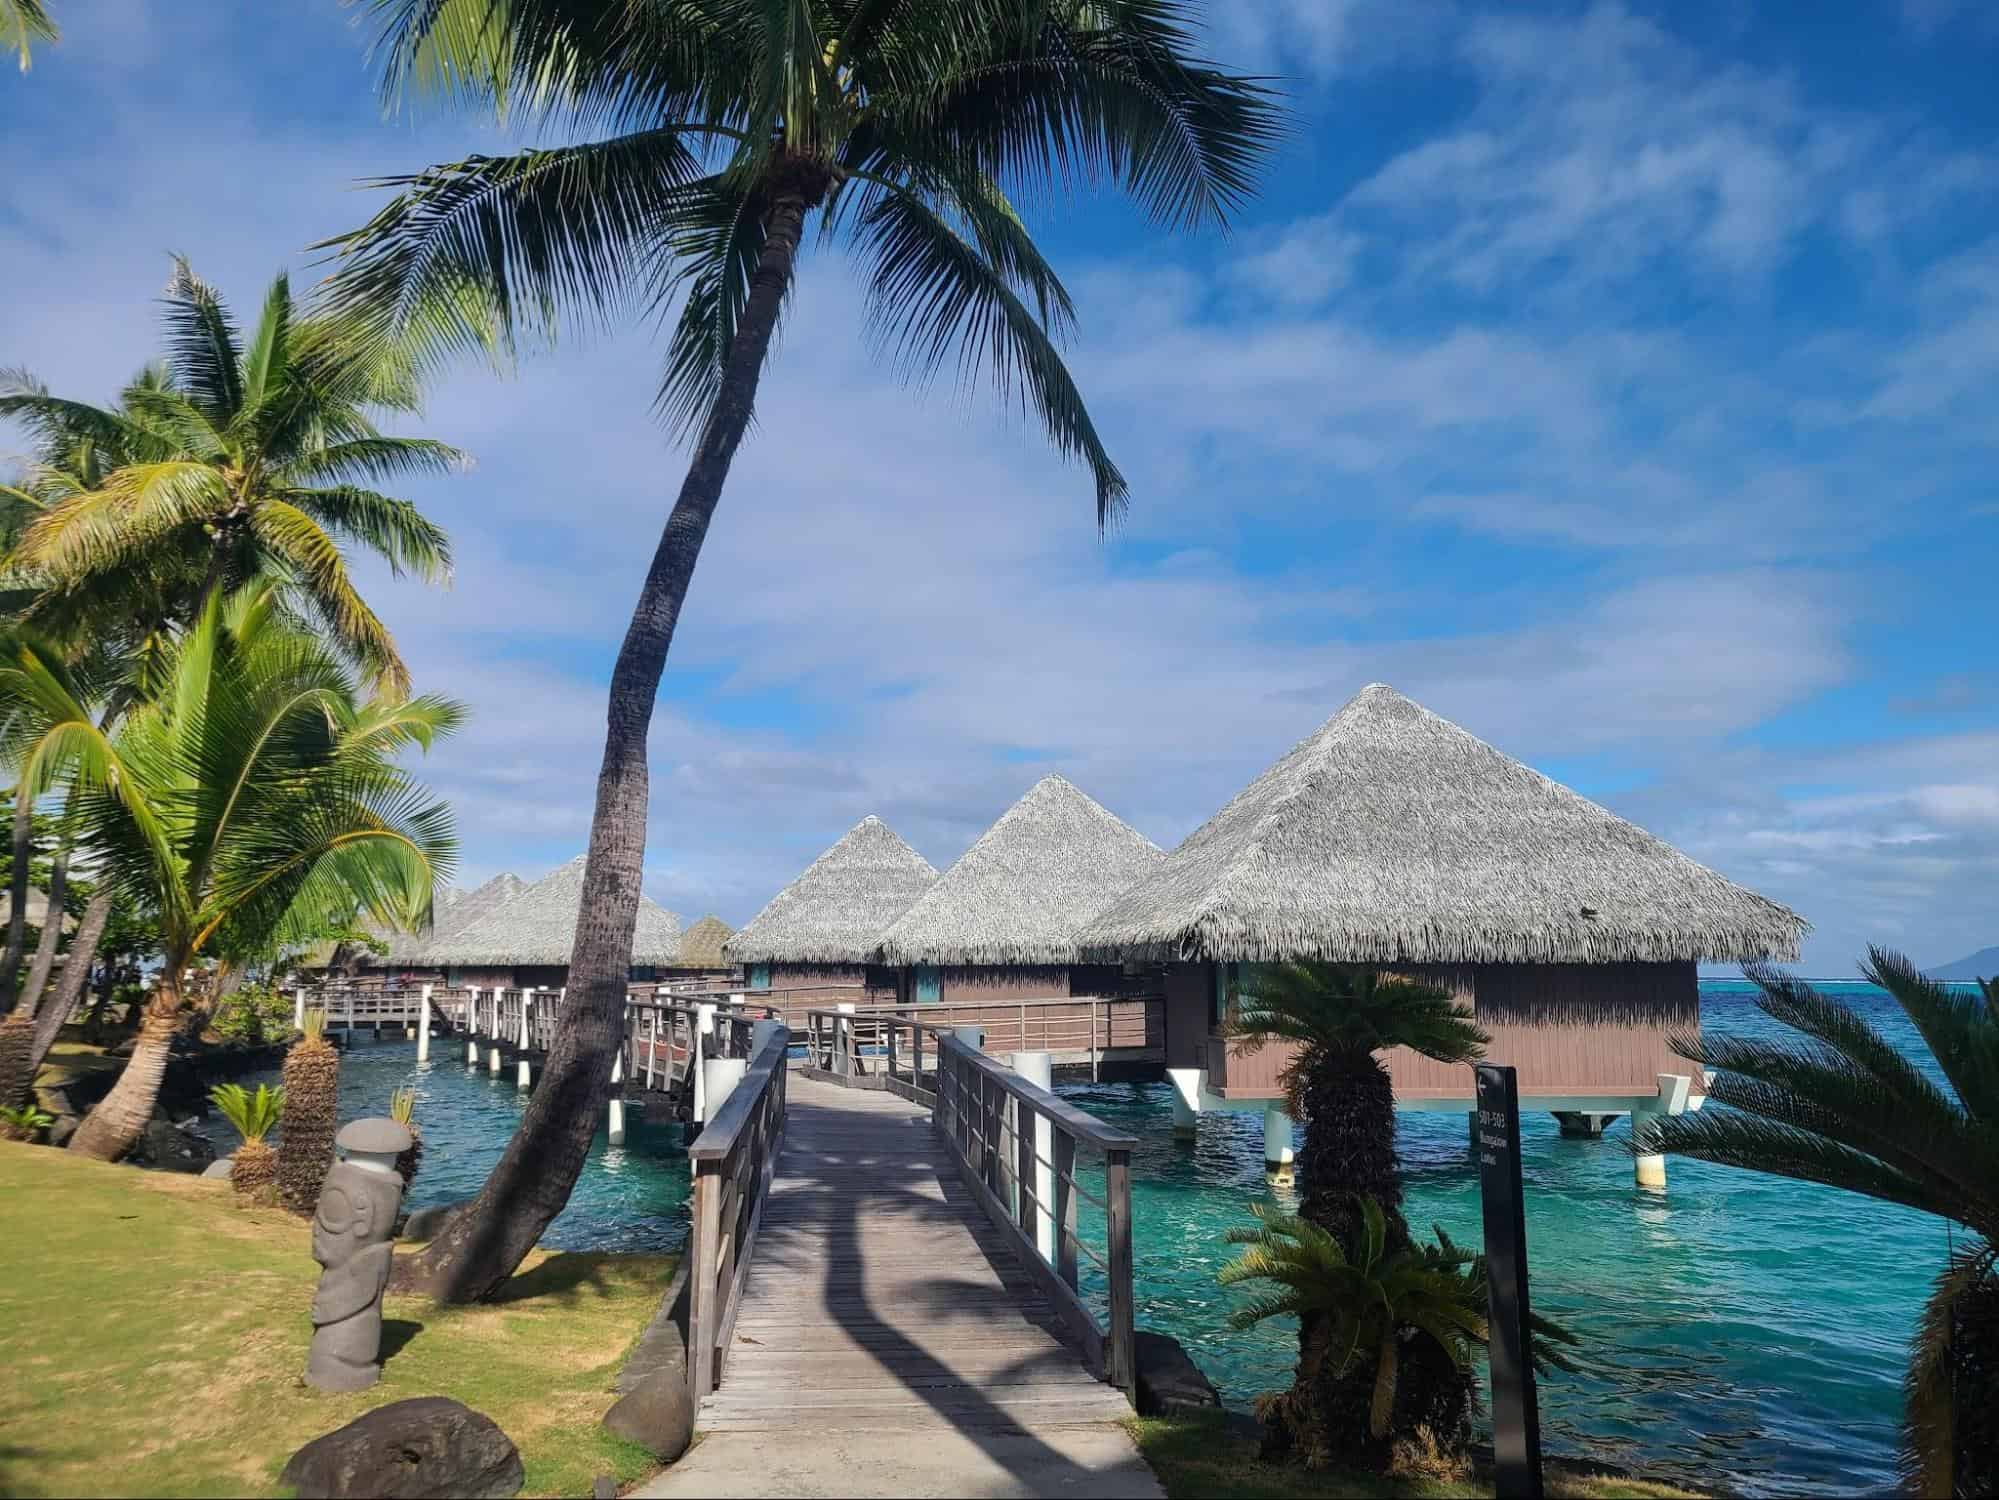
<box><xmin>1</xmin><ymin>0</ymin><xmax>57</xmax><ymax>72</ymax></box>
<box><xmin>161</xmin><ymin>257</ymin><xmax>247</xmax><ymax>425</ymax></box>
<box><xmin>285</xmin><ymin>485</ymin><xmax>454</xmax><ymax>584</ymax></box>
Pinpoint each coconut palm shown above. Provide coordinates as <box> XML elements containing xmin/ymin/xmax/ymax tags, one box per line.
<box><xmin>1221</xmin><ymin>1197</ymin><xmax>1578</xmax><ymax>1465</ymax></box>
<box><xmin>0</xmin><ymin>261</ymin><xmax>461</xmax><ymax>699</ymax></box>
<box><xmin>278</xmin><ymin>1011</ymin><xmax>339</xmax><ymax>1212</ymax></box>
<box><xmin>1227</xmin><ymin>963</ymin><xmax>1488</xmax><ymax>1249</ymax></box>
<box><xmin>1652</xmin><ymin>949</ymin><xmax>1998</xmax><ymax>1498</ymax></box>
<box><xmin>210</xmin><ymin>1082</ymin><xmax>285</xmax><ymax>1201</ymax></box>
<box><xmin>0</xmin><ymin>583</ymin><xmax>460</xmax><ymax>1162</ymax></box>
<box><xmin>1</xmin><ymin>0</ymin><xmax>56</xmax><ymax>72</ymax></box>
<box><xmin>328</xmin><ymin>0</ymin><xmax>1278</xmax><ymax>1303</ymax></box>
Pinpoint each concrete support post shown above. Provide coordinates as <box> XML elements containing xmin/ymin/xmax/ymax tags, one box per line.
<box><xmin>416</xmin><ymin>985</ymin><xmax>433</xmax><ymax>1062</ymax></box>
<box><xmin>517</xmin><ymin>1056</ymin><xmax>532</xmax><ymax>1088</ymax></box>
<box><xmin>835</xmin><ymin>1000</ymin><xmax>856</xmax><ymax>1077</ymax></box>
<box><xmin>488</xmin><ymin>1044</ymin><xmax>502</xmax><ymax>1074</ymax></box>
<box><xmin>702</xmin><ymin>1057</ymin><xmax>748</xmax><ymax>1124</ymax></box>
<box><xmin>1013</xmin><ymin>1051</ymin><xmax>1057</xmax><ymax>1264</ymax></box>
<box><xmin>293</xmin><ymin>985</ymin><xmax>306</xmax><ymax>1031</ymax></box>
<box><xmin>1634</xmin><ymin>1071</ymin><xmax>1693</xmax><ymax>1191</ymax></box>
<box><xmin>468</xmin><ymin>986</ymin><xmax>481</xmax><ymax>1036</ymax></box>
<box><xmin>1263</xmin><ymin>1103</ymin><xmax>1296</xmax><ymax>1183</ymax></box>
<box><xmin>1166</xmin><ymin>1067</ymin><xmax>1202</xmax><ymax>1142</ymax></box>
<box><xmin>466</xmin><ymin>1038</ymin><xmax>479</xmax><ymax>1066</ymax></box>
<box><xmin>520</xmin><ymin>987</ymin><xmax>535</xmax><ymax>1050</ymax></box>
<box><xmin>607</xmin><ymin>1096</ymin><xmax>626</xmax><ymax>1146</ymax></box>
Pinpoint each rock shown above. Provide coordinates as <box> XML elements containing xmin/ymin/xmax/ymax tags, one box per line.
<box><xmin>592</xmin><ymin>1478</ymin><xmax>617</xmax><ymax>1500</ymax></box>
<box><xmin>399</xmin><ymin>1198</ymin><xmax>470</xmax><ymax>1244</ymax></box>
<box><xmin>201</xmin><ymin>1156</ymin><xmax>236</xmax><ymax>1180</ymax></box>
<box><xmin>602</xmin><ymin>1367</ymin><xmax>694</xmax><ymax>1462</ymax></box>
<box><xmin>1132</xmin><ymin>1331</ymin><xmax>1222</xmax><ymax>1418</ymax></box>
<box><xmin>280</xmin><ymin>1397</ymin><xmax>522</xmax><ymax>1499</ymax></box>
<box><xmin>132</xmin><ymin>1114</ymin><xmax>218</xmax><ymax>1174</ymax></box>
<box><xmin>47</xmin><ymin>1114</ymin><xmax>78</xmax><ymax>1148</ymax></box>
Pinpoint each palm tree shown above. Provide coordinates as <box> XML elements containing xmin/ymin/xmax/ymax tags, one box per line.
<box><xmin>1221</xmin><ymin>1197</ymin><xmax>1578</xmax><ymax>1466</ymax></box>
<box><xmin>210</xmin><ymin>1082</ymin><xmax>285</xmax><ymax>1202</ymax></box>
<box><xmin>1</xmin><ymin>0</ymin><xmax>56</xmax><ymax>72</ymax></box>
<box><xmin>1</xmin><ymin>260</ymin><xmax>462</xmax><ymax>699</ymax></box>
<box><xmin>1652</xmin><ymin>949</ymin><xmax>1998</xmax><ymax>1498</ymax></box>
<box><xmin>0</xmin><ymin>584</ymin><xmax>461</xmax><ymax>1162</ymax></box>
<box><xmin>1227</xmin><ymin>963</ymin><xmax>1488</xmax><ymax>1249</ymax></box>
<box><xmin>327</xmin><ymin>0</ymin><xmax>1279</xmax><ymax>1301</ymax></box>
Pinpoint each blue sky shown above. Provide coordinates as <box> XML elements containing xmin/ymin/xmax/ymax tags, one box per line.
<box><xmin>3</xmin><ymin>1</ymin><xmax>1995</xmax><ymax>973</ymax></box>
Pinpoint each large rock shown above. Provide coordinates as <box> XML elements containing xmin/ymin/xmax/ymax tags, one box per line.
<box><xmin>280</xmin><ymin>1397</ymin><xmax>522</xmax><ymax>1499</ymax></box>
<box><xmin>200</xmin><ymin>1156</ymin><xmax>235</xmax><ymax>1180</ymax></box>
<box><xmin>602</xmin><ymin>1366</ymin><xmax>693</xmax><ymax>1462</ymax></box>
<box><xmin>132</xmin><ymin>1113</ymin><xmax>218</xmax><ymax>1173</ymax></box>
<box><xmin>399</xmin><ymin>1199</ymin><xmax>470</xmax><ymax>1244</ymax></box>
<box><xmin>1132</xmin><ymin>1331</ymin><xmax>1222</xmax><ymax>1418</ymax></box>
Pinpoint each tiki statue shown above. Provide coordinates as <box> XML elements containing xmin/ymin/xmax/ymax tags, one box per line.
<box><xmin>304</xmin><ymin>1118</ymin><xmax>412</xmax><ymax>1392</ymax></box>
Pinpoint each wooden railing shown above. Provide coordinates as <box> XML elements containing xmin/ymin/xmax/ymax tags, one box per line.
<box><xmin>685</xmin><ymin>1025</ymin><xmax>790</xmax><ymax>1399</ymax></box>
<box><xmin>801</xmin><ymin>1007</ymin><xmax>1137</xmax><ymax>1393</ymax></box>
<box><xmin>800</xmin><ymin>994</ymin><xmax>1164</xmax><ymax>1082</ymax></box>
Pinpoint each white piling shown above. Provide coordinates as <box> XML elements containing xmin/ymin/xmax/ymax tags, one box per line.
<box><xmin>702</xmin><ymin>1057</ymin><xmax>748</xmax><ymax>1124</ymax></box>
<box><xmin>468</xmin><ymin>986</ymin><xmax>481</xmax><ymax>1036</ymax></box>
<box><xmin>517</xmin><ymin>1056</ymin><xmax>532</xmax><ymax>1089</ymax></box>
<box><xmin>293</xmin><ymin>985</ymin><xmax>306</xmax><ymax>1031</ymax></box>
<box><xmin>1013</xmin><ymin>1050</ymin><xmax>1057</xmax><ymax>1264</ymax></box>
<box><xmin>607</xmin><ymin>1096</ymin><xmax>626</xmax><ymax>1146</ymax></box>
<box><xmin>416</xmin><ymin>984</ymin><xmax>433</xmax><ymax>1062</ymax></box>
<box><xmin>1264</xmin><ymin>1103</ymin><xmax>1296</xmax><ymax>1182</ymax></box>
<box><xmin>520</xmin><ymin>987</ymin><xmax>535</xmax><ymax>1050</ymax></box>
<box><xmin>1167</xmin><ymin>1066</ymin><xmax>1202</xmax><ymax>1142</ymax></box>
<box><xmin>1634</xmin><ymin>1071</ymin><xmax>1693</xmax><ymax>1190</ymax></box>
<box><xmin>488</xmin><ymin>1045</ymin><xmax>502</xmax><ymax>1074</ymax></box>
<box><xmin>467</xmin><ymin>1038</ymin><xmax>480</xmax><ymax>1066</ymax></box>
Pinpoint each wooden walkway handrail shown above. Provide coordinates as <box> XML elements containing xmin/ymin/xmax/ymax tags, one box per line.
<box><xmin>684</xmin><ymin>1026</ymin><xmax>790</xmax><ymax>1400</ymax></box>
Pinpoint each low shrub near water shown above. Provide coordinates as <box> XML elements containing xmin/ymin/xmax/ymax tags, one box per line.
<box><xmin>210</xmin><ymin>984</ymin><xmax>298</xmax><ymax>1047</ymax></box>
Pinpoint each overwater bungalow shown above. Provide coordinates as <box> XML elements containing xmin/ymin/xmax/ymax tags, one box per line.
<box><xmin>669</xmin><ymin>914</ymin><xmax>736</xmax><ymax>981</ymax></box>
<box><xmin>426</xmin><ymin>855</ymin><xmax>683</xmax><ymax>990</ymax></box>
<box><xmin>875</xmin><ymin>774</ymin><xmax>1165</xmax><ymax>1008</ymax></box>
<box><xmin>724</xmin><ymin>815</ymin><xmax>938</xmax><ymax>1009</ymax></box>
<box><xmin>1078</xmin><ymin>683</ymin><xmax>1808</xmax><ymax>1185</ymax></box>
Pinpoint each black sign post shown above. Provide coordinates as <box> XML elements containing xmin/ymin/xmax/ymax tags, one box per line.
<box><xmin>1475</xmin><ymin>1062</ymin><xmax>1544</xmax><ymax>1499</ymax></box>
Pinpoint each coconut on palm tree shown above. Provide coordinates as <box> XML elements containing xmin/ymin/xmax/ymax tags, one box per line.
<box><xmin>210</xmin><ymin>1082</ymin><xmax>285</xmax><ymax>1202</ymax></box>
<box><xmin>279</xmin><ymin>1011</ymin><xmax>340</xmax><ymax>1213</ymax></box>
<box><xmin>1652</xmin><ymin>949</ymin><xmax>1998</xmax><ymax>1498</ymax></box>
<box><xmin>0</xmin><ymin>260</ymin><xmax>461</xmax><ymax>699</ymax></box>
<box><xmin>329</xmin><ymin>0</ymin><xmax>1279</xmax><ymax>1304</ymax></box>
<box><xmin>0</xmin><ymin>584</ymin><xmax>460</xmax><ymax>1163</ymax></box>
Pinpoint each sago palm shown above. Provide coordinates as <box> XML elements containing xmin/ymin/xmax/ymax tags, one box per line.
<box><xmin>1227</xmin><ymin>963</ymin><xmax>1488</xmax><ymax>1249</ymax></box>
<box><xmin>0</xmin><ymin>583</ymin><xmax>460</xmax><ymax>1162</ymax></box>
<box><xmin>279</xmin><ymin>1010</ymin><xmax>341</xmax><ymax>1213</ymax></box>
<box><xmin>1653</xmin><ymin>949</ymin><xmax>1998</xmax><ymax>1498</ymax></box>
<box><xmin>0</xmin><ymin>260</ymin><xmax>461</xmax><ymax>698</ymax></box>
<box><xmin>210</xmin><ymin>1081</ymin><xmax>285</xmax><ymax>1202</ymax></box>
<box><xmin>328</xmin><ymin>0</ymin><xmax>1279</xmax><ymax>1301</ymax></box>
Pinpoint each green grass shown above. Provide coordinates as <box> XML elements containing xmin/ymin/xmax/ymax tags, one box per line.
<box><xmin>1128</xmin><ymin>1413</ymin><xmax>1703</xmax><ymax>1500</ymax></box>
<box><xmin>0</xmin><ymin>1141</ymin><xmax>674</xmax><ymax>1498</ymax></box>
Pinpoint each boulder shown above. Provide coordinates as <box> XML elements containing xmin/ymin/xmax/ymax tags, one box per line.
<box><xmin>132</xmin><ymin>1113</ymin><xmax>218</xmax><ymax>1173</ymax></box>
<box><xmin>1132</xmin><ymin>1331</ymin><xmax>1222</xmax><ymax>1418</ymax></box>
<box><xmin>400</xmin><ymin>1199</ymin><xmax>470</xmax><ymax>1244</ymax></box>
<box><xmin>280</xmin><ymin>1397</ymin><xmax>522</xmax><ymax>1499</ymax></box>
<box><xmin>592</xmin><ymin>1478</ymin><xmax>617</xmax><ymax>1500</ymax></box>
<box><xmin>47</xmin><ymin>1113</ymin><xmax>78</xmax><ymax>1148</ymax></box>
<box><xmin>602</xmin><ymin>1367</ymin><xmax>694</xmax><ymax>1462</ymax></box>
<box><xmin>201</xmin><ymin>1156</ymin><xmax>236</xmax><ymax>1180</ymax></box>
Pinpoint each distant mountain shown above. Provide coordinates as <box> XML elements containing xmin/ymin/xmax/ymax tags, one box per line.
<box><xmin>1929</xmin><ymin>946</ymin><xmax>1999</xmax><ymax>982</ymax></box>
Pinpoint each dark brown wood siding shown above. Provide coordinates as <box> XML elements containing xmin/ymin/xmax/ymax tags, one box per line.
<box><xmin>937</xmin><ymin>965</ymin><xmax>1072</xmax><ymax>1004</ymax></box>
<box><xmin>1207</xmin><ymin>961</ymin><xmax>1698</xmax><ymax>1103</ymax></box>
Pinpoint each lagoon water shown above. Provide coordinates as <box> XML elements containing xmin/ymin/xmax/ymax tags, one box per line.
<box><xmin>258</xmin><ymin>980</ymin><xmax>1958</xmax><ymax>1495</ymax></box>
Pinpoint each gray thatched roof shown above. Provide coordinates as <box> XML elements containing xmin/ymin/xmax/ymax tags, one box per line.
<box><xmin>677</xmin><ymin>915</ymin><xmax>734</xmax><ymax>970</ymax></box>
<box><xmin>726</xmin><ymin>816</ymin><xmax>938</xmax><ymax>965</ymax></box>
<box><xmin>1079</xmin><ymin>683</ymin><xmax>1807</xmax><ymax>966</ymax></box>
<box><xmin>428</xmin><ymin>856</ymin><xmax>682</xmax><ymax>967</ymax></box>
<box><xmin>378</xmin><ymin>872</ymin><xmax>528</xmax><ymax>964</ymax></box>
<box><xmin>877</xmin><ymin>775</ymin><xmax>1165</xmax><ymax>966</ymax></box>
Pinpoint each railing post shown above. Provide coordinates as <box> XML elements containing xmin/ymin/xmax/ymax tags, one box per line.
<box><xmin>835</xmin><ymin>1001</ymin><xmax>855</xmax><ymax>1078</ymax></box>
<box><xmin>1014</xmin><ymin>1051</ymin><xmax>1056</xmax><ymax>1264</ymax></box>
<box><xmin>1106</xmin><ymin>1146</ymin><xmax>1135</xmax><ymax>1392</ymax></box>
<box><xmin>1053</xmin><ymin>1132</ymin><xmax>1079</xmax><ymax>1290</ymax></box>
<box><xmin>688</xmin><ymin>1161</ymin><xmax>721</xmax><ymax>1400</ymax></box>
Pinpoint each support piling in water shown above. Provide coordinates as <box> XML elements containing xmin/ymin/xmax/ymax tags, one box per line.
<box><xmin>488</xmin><ymin>1045</ymin><xmax>502</xmax><ymax>1075</ymax></box>
<box><xmin>607</xmin><ymin>1097</ymin><xmax>626</xmax><ymax>1146</ymax></box>
<box><xmin>467</xmin><ymin>1039</ymin><xmax>479</xmax><ymax>1067</ymax></box>
<box><xmin>1167</xmin><ymin>1067</ymin><xmax>1201</xmax><ymax>1141</ymax></box>
<box><xmin>517</xmin><ymin>1057</ymin><xmax>532</xmax><ymax>1089</ymax></box>
<box><xmin>1264</xmin><ymin>1103</ymin><xmax>1296</xmax><ymax>1183</ymax></box>
<box><xmin>416</xmin><ymin>985</ymin><xmax>433</xmax><ymax>1062</ymax></box>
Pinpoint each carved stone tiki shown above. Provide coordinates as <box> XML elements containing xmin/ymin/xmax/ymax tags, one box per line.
<box><xmin>304</xmin><ymin>1118</ymin><xmax>412</xmax><ymax>1393</ymax></box>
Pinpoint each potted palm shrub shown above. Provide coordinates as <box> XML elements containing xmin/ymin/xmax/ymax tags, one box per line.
<box><xmin>278</xmin><ymin>1010</ymin><xmax>340</xmax><ymax>1215</ymax></box>
<box><xmin>209</xmin><ymin>1083</ymin><xmax>284</xmax><ymax>1202</ymax></box>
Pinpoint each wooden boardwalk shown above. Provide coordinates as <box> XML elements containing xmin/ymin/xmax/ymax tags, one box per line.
<box><xmin>697</xmin><ymin>1075</ymin><xmax>1133</xmax><ymax>1435</ymax></box>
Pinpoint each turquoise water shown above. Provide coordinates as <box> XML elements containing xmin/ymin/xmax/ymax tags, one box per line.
<box><xmin>244</xmin><ymin>981</ymin><xmax>1966</xmax><ymax>1494</ymax></box>
<box><xmin>1064</xmin><ymin>981</ymin><xmax>1960</xmax><ymax>1497</ymax></box>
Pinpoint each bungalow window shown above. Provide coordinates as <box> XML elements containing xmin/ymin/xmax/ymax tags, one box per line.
<box><xmin>914</xmin><ymin>964</ymin><xmax>941</xmax><ymax>1004</ymax></box>
<box><xmin>749</xmin><ymin>964</ymin><xmax>770</xmax><ymax>991</ymax></box>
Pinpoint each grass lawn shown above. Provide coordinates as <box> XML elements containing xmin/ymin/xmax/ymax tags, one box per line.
<box><xmin>1127</xmin><ymin>1413</ymin><xmax>1702</xmax><ymax>1500</ymax></box>
<box><xmin>0</xmin><ymin>1141</ymin><xmax>673</xmax><ymax>1499</ymax></box>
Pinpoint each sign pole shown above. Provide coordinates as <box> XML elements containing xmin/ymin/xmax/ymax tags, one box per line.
<box><xmin>1475</xmin><ymin>1062</ymin><xmax>1543</xmax><ymax>1499</ymax></box>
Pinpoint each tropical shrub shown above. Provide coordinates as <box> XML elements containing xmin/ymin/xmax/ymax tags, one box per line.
<box><xmin>0</xmin><ymin>1101</ymin><xmax>52</xmax><ymax>1141</ymax></box>
<box><xmin>1653</xmin><ymin>949</ymin><xmax>1997</xmax><ymax>1498</ymax></box>
<box><xmin>209</xmin><ymin>1082</ymin><xmax>284</xmax><ymax>1202</ymax></box>
<box><xmin>209</xmin><ymin>985</ymin><xmax>297</xmax><ymax>1048</ymax></box>
<box><xmin>278</xmin><ymin>1009</ymin><xmax>339</xmax><ymax>1215</ymax></box>
<box><xmin>388</xmin><ymin>1085</ymin><xmax>422</xmax><ymax>1191</ymax></box>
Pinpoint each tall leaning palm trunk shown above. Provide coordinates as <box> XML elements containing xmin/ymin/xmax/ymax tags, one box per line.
<box><xmin>10</xmin><ymin>883</ymin><xmax>113</xmax><ymax>1108</ymax></box>
<box><xmin>334</xmin><ymin>0</ymin><xmax>1279</xmax><ymax>1303</ymax></box>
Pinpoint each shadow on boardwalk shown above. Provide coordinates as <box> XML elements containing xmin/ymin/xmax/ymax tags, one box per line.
<box><xmin>637</xmin><ymin>1078</ymin><xmax>1160</xmax><ymax>1499</ymax></box>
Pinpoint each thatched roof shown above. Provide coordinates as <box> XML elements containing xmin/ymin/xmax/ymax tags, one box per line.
<box><xmin>877</xmin><ymin>775</ymin><xmax>1165</xmax><ymax>966</ymax></box>
<box><xmin>428</xmin><ymin>856</ymin><xmax>682</xmax><ymax>967</ymax></box>
<box><xmin>726</xmin><ymin>816</ymin><xmax>938</xmax><ymax>965</ymax></box>
<box><xmin>1079</xmin><ymin>683</ymin><xmax>1807</xmax><ymax>965</ymax></box>
<box><xmin>677</xmin><ymin>915</ymin><xmax>735</xmax><ymax>970</ymax></box>
<box><xmin>377</xmin><ymin>872</ymin><xmax>528</xmax><ymax>964</ymax></box>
